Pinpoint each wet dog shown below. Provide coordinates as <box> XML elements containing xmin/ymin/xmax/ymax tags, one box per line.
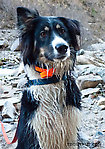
<box><xmin>16</xmin><ymin>7</ymin><xmax>81</xmax><ymax>149</ymax></box>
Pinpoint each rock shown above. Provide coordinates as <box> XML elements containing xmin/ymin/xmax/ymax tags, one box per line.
<box><xmin>0</xmin><ymin>85</ymin><xmax>13</xmax><ymax>99</ymax></box>
<box><xmin>88</xmin><ymin>42</ymin><xmax>105</xmax><ymax>51</ymax></box>
<box><xmin>0</xmin><ymin>40</ymin><xmax>8</xmax><ymax>48</ymax></box>
<box><xmin>0</xmin><ymin>84</ymin><xmax>3</xmax><ymax>95</ymax></box>
<box><xmin>0</xmin><ymin>97</ymin><xmax>21</xmax><ymax>107</ymax></box>
<box><xmin>102</xmin><ymin>76</ymin><xmax>105</xmax><ymax>83</ymax></box>
<box><xmin>78</xmin><ymin>132</ymin><xmax>90</xmax><ymax>143</ymax></box>
<box><xmin>77</xmin><ymin>64</ymin><xmax>105</xmax><ymax>78</ymax></box>
<box><xmin>92</xmin><ymin>139</ymin><xmax>101</xmax><ymax>147</ymax></box>
<box><xmin>97</xmin><ymin>96</ymin><xmax>105</xmax><ymax>106</ymax></box>
<box><xmin>0</xmin><ymin>60</ymin><xmax>3</xmax><ymax>66</ymax></box>
<box><xmin>77</xmin><ymin>49</ymin><xmax>85</xmax><ymax>55</ymax></box>
<box><xmin>1</xmin><ymin>85</ymin><xmax>12</xmax><ymax>93</ymax></box>
<box><xmin>77</xmin><ymin>74</ymin><xmax>103</xmax><ymax>90</ymax></box>
<box><xmin>81</xmin><ymin>88</ymin><xmax>100</xmax><ymax>98</ymax></box>
<box><xmin>17</xmin><ymin>62</ymin><xmax>24</xmax><ymax>75</ymax></box>
<box><xmin>0</xmin><ymin>123</ymin><xmax>12</xmax><ymax>135</ymax></box>
<box><xmin>14</xmin><ymin>103</ymin><xmax>21</xmax><ymax>112</ymax></box>
<box><xmin>0</xmin><ymin>40</ymin><xmax>5</xmax><ymax>47</ymax></box>
<box><xmin>11</xmin><ymin>80</ymin><xmax>19</xmax><ymax>88</ymax></box>
<box><xmin>0</xmin><ymin>93</ymin><xmax>12</xmax><ymax>99</ymax></box>
<box><xmin>76</xmin><ymin>55</ymin><xmax>91</xmax><ymax>65</ymax></box>
<box><xmin>0</xmin><ymin>68</ymin><xmax>17</xmax><ymax>76</ymax></box>
<box><xmin>2</xmin><ymin>101</ymin><xmax>16</xmax><ymax>119</ymax></box>
<box><xmin>10</xmin><ymin>38</ymin><xmax>20</xmax><ymax>51</ymax></box>
<box><xmin>93</xmin><ymin>110</ymin><xmax>98</xmax><ymax>114</ymax></box>
<box><xmin>17</xmin><ymin>77</ymin><xmax>27</xmax><ymax>88</ymax></box>
<box><xmin>2</xmin><ymin>118</ymin><xmax>15</xmax><ymax>123</ymax></box>
<box><xmin>100</xmin><ymin>105</ymin><xmax>105</xmax><ymax>110</ymax></box>
<box><xmin>99</xmin><ymin>117</ymin><xmax>103</xmax><ymax>121</ymax></box>
<box><xmin>95</xmin><ymin>131</ymin><xmax>103</xmax><ymax>137</ymax></box>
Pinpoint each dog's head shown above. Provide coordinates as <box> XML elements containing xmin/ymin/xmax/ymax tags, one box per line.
<box><xmin>17</xmin><ymin>7</ymin><xmax>80</xmax><ymax>76</ymax></box>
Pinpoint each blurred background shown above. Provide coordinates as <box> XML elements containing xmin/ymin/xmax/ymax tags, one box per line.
<box><xmin>0</xmin><ymin>0</ymin><xmax>105</xmax><ymax>47</ymax></box>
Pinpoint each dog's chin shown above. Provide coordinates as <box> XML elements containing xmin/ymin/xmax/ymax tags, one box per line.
<box><xmin>53</xmin><ymin>55</ymin><xmax>70</xmax><ymax>62</ymax></box>
<box><xmin>38</xmin><ymin>54</ymin><xmax>71</xmax><ymax>71</ymax></box>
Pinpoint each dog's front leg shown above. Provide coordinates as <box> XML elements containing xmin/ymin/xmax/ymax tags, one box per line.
<box><xmin>16</xmin><ymin>90</ymin><xmax>40</xmax><ymax>149</ymax></box>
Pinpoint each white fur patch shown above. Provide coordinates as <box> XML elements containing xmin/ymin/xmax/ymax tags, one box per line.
<box><xmin>28</xmin><ymin>82</ymin><xmax>81</xmax><ymax>149</ymax></box>
<box><xmin>52</xmin><ymin>34</ymin><xmax>70</xmax><ymax>58</ymax></box>
<box><xmin>24</xmin><ymin>64</ymin><xmax>41</xmax><ymax>80</ymax></box>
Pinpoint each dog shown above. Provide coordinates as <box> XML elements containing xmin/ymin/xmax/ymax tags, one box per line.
<box><xmin>16</xmin><ymin>7</ymin><xmax>81</xmax><ymax>149</ymax></box>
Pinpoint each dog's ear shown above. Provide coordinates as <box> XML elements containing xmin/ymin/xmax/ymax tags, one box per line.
<box><xmin>71</xmin><ymin>20</ymin><xmax>80</xmax><ymax>36</ymax></box>
<box><xmin>59</xmin><ymin>18</ymin><xmax>81</xmax><ymax>50</ymax></box>
<box><xmin>17</xmin><ymin>7</ymin><xmax>39</xmax><ymax>31</ymax></box>
<box><xmin>71</xmin><ymin>19</ymin><xmax>81</xmax><ymax>50</ymax></box>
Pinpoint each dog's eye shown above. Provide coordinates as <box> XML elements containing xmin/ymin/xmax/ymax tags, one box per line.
<box><xmin>40</xmin><ymin>31</ymin><xmax>47</xmax><ymax>38</ymax></box>
<box><xmin>59</xmin><ymin>28</ymin><xmax>65</xmax><ymax>34</ymax></box>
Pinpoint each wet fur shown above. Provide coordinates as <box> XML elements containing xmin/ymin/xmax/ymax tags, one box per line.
<box><xmin>16</xmin><ymin>7</ymin><xmax>81</xmax><ymax>149</ymax></box>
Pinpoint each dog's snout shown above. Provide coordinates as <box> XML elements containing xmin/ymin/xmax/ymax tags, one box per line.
<box><xmin>55</xmin><ymin>44</ymin><xmax>68</xmax><ymax>54</ymax></box>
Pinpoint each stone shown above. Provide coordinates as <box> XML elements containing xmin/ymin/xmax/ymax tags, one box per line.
<box><xmin>97</xmin><ymin>96</ymin><xmax>105</xmax><ymax>106</ymax></box>
<box><xmin>11</xmin><ymin>80</ymin><xmax>19</xmax><ymax>88</ymax></box>
<box><xmin>0</xmin><ymin>68</ymin><xmax>17</xmax><ymax>76</ymax></box>
<box><xmin>10</xmin><ymin>38</ymin><xmax>20</xmax><ymax>51</ymax></box>
<box><xmin>0</xmin><ymin>123</ymin><xmax>12</xmax><ymax>135</ymax></box>
<box><xmin>88</xmin><ymin>42</ymin><xmax>105</xmax><ymax>51</ymax></box>
<box><xmin>0</xmin><ymin>84</ymin><xmax>3</xmax><ymax>95</ymax></box>
<box><xmin>77</xmin><ymin>64</ymin><xmax>105</xmax><ymax>79</ymax></box>
<box><xmin>2</xmin><ymin>101</ymin><xmax>16</xmax><ymax>119</ymax></box>
<box><xmin>14</xmin><ymin>103</ymin><xmax>21</xmax><ymax>112</ymax></box>
<box><xmin>81</xmin><ymin>88</ymin><xmax>100</xmax><ymax>98</ymax></box>
<box><xmin>78</xmin><ymin>132</ymin><xmax>90</xmax><ymax>143</ymax></box>
<box><xmin>17</xmin><ymin>62</ymin><xmax>24</xmax><ymax>75</ymax></box>
<box><xmin>77</xmin><ymin>49</ymin><xmax>85</xmax><ymax>55</ymax></box>
<box><xmin>77</xmin><ymin>74</ymin><xmax>103</xmax><ymax>90</ymax></box>
<box><xmin>17</xmin><ymin>77</ymin><xmax>27</xmax><ymax>88</ymax></box>
<box><xmin>102</xmin><ymin>76</ymin><xmax>105</xmax><ymax>83</ymax></box>
<box><xmin>0</xmin><ymin>40</ymin><xmax>4</xmax><ymax>47</ymax></box>
<box><xmin>94</xmin><ymin>110</ymin><xmax>98</xmax><ymax>114</ymax></box>
<box><xmin>95</xmin><ymin>131</ymin><xmax>103</xmax><ymax>137</ymax></box>
<box><xmin>0</xmin><ymin>60</ymin><xmax>3</xmax><ymax>66</ymax></box>
<box><xmin>0</xmin><ymin>85</ymin><xmax>13</xmax><ymax>99</ymax></box>
<box><xmin>2</xmin><ymin>118</ymin><xmax>14</xmax><ymax>123</ymax></box>
<box><xmin>100</xmin><ymin>105</ymin><xmax>105</xmax><ymax>110</ymax></box>
<box><xmin>76</xmin><ymin>55</ymin><xmax>91</xmax><ymax>65</ymax></box>
<box><xmin>0</xmin><ymin>40</ymin><xmax>8</xmax><ymax>48</ymax></box>
<box><xmin>0</xmin><ymin>97</ymin><xmax>21</xmax><ymax>107</ymax></box>
<box><xmin>99</xmin><ymin>117</ymin><xmax>103</xmax><ymax>121</ymax></box>
<box><xmin>92</xmin><ymin>139</ymin><xmax>101</xmax><ymax>147</ymax></box>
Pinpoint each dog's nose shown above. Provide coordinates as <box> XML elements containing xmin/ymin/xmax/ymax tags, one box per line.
<box><xmin>55</xmin><ymin>44</ymin><xmax>68</xmax><ymax>54</ymax></box>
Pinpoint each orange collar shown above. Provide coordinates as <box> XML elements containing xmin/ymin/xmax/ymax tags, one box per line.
<box><xmin>35</xmin><ymin>66</ymin><xmax>56</xmax><ymax>78</ymax></box>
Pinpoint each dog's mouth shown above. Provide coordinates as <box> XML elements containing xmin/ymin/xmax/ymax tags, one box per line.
<box><xmin>37</xmin><ymin>52</ymin><xmax>69</xmax><ymax>65</ymax></box>
<box><xmin>40</xmin><ymin>54</ymin><xmax>69</xmax><ymax>63</ymax></box>
<box><xmin>54</xmin><ymin>54</ymin><xmax>69</xmax><ymax>60</ymax></box>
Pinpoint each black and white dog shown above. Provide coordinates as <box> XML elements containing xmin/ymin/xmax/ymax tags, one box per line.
<box><xmin>16</xmin><ymin>7</ymin><xmax>81</xmax><ymax>149</ymax></box>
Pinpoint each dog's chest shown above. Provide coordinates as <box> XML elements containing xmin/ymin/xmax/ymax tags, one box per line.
<box><xmin>30</xmin><ymin>81</ymin><xmax>66</xmax><ymax>112</ymax></box>
<box><xmin>29</xmin><ymin>82</ymin><xmax>78</xmax><ymax>149</ymax></box>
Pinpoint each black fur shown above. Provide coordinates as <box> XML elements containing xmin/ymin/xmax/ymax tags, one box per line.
<box><xmin>64</xmin><ymin>75</ymin><xmax>81</xmax><ymax>109</ymax></box>
<box><xmin>16</xmin><ymin>90</ymin><xmax>40</xmax><ymax>149</ymax></box>
<box><xmin>16</xmin><ymin>7</ymin><xmax>81</xmax><ymax>149</ymax></box>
